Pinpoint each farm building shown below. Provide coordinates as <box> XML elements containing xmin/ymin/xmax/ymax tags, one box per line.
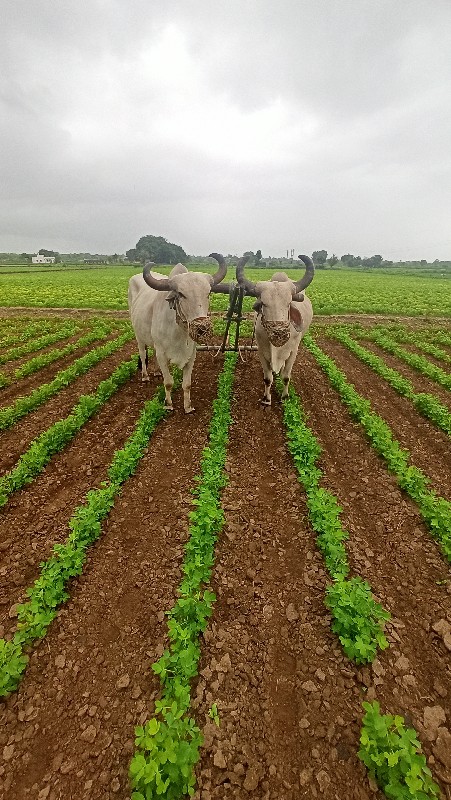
<box><xmin>32</xmin><ymin>254</ymin><xmax>56</xmax><ymax>264</ymax></box>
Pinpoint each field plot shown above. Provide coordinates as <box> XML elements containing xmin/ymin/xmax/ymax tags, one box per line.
<box><xmin>1</xmin><ymin>311</ymin><xmax>451</xmax><ymax>800</ymax></box>
<box><xmin>1</xmin><ymin>265</ymin><xmax>451</xmax><ymax>316</ymax></box>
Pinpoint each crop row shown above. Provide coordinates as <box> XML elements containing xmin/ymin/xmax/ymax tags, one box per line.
<box><xmin>130</xmin><ymin>354</ymin><xmax>237</xmax><ymax>800</ymax></box>
<box><xmin>280</xmin><ymin>381</ymin><xmax>390</xmax><ymax>663</ymax></box>
<box><xmin>0</xmin><ymin>356</ymin><xmax>138</xmax><ymax>508</ymax></box>
<box><xmin>0</xmin><ymin>329</ymin><xmax>134</xmax><ymax>432</ymax></box>
<box><xmin>357</xmin><ymin>329</ymin><xmax>451</xmax><ymax>391</ymax></box>
<box><xmin>0</xmin><ymin>321</ymin><xmax>81</xmax><ymax>366</ymax></box>
<box><xmin>304</xmin><ymin>336</ymin><xmax>451</xmax><ymax>561</ymax></box>
<box><xmin>0</xmin><ymin>318</ymin><xmax>70</xmax><ymax>350</ymax></box>
<box><xmin>328</xmin><ymin>329</ymin><xmax>451</xmax><ymax>438</ymax></box>
<box><xmin>0</xmin><ymin>379</ymin><xmax>174</xmax><ymax>697</ymax></box>
<box><xmin>375</xmin><ymin>325</ymin><xmax>451</xmax><ymax>365</ymax></box>
<box><xmin>0</xmin><ymin>321</ymin><xmax>118</xmax><ymax>388</ymax></box>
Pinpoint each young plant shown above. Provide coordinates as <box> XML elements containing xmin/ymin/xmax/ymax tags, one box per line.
<box><xmin>130</xmin><ymin>354</ymin><xmax>237</xmax><ymax>800</ymax></box>
<box><xmin>0</xmin><ymin>380</ymin><xmax>173</xmax><ymax>697</ymax></box>
<box><xmin>280</xmin><ymin>381</ymin><xmax>390</xmax><ymax>663</ymax></box>
<box><xmin>305</xmin><ymin>335</ymin><xmax>451</xmax><ymax>563</ymax></box>
<box><xmin>0</xmin><ymin>329</ymin><xmax>134</xmax><ymax>431</ymax></box>
<box><xmin>359</xmin><ymin>701</ymin><xmax>440</xmax><ymax>799</ymax></box>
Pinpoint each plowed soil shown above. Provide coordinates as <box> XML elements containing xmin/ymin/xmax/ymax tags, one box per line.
<box><xmin>1</xmin><ymin>315</ymin><xmax>450</xmax><ymax>800</ymax></box>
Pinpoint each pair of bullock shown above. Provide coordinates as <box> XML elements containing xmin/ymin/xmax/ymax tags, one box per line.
<box><xmin>128</xmin><ymin>254</ymin><xmax>314</xmax><ymax>412</ymax></box>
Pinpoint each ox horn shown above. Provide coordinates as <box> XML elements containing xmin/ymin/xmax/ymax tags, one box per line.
<box><xmin>209</xmin><ymin>252</ymin><xmax>232</xmax><ymax>294</ymax></box>
<box><xmin>235</xmin><ymin>255</ymin><xmax>258</xmax><ymax>296</ymax></box>
<box><xmin>208</xmin><ymin>252</ymin><xmax>228</xmax><ymax>288</ymax></box>
<box><xmin>292</xmin><ymin>254</ymin><xmax>315</xmax><ymax>298</ymax></box>
<box><xmin>142</xmin><ymin>261</ymin><xmax>172</xmax><ymax>292</ymax></box>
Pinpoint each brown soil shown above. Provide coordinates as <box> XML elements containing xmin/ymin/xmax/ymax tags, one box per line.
<box><xmin>0</xmin><ymin>357</ymin><xmax>222</xmax><ymax>800</ymax></box>
<box><xmin>0</xmin><ymin>376</ymin><xmax>153</xmax><ymax>632</ymax></box>
<box><xmin>318</xmin><ymin>337</ymin><xmax>451</xmax><ymax>501</ymax></box>
<box><xmin>0</xmin><ymin>328</ymin><xmax>121</xmax><ymax>407</ymax></box>
<box><xmin>0</xmin><ymin>316</ymin><xmax>450</xmax><ymax>800</ymax></box>
<box><xmin>358</xmin><ymin>338</ymin><xmax>451</xmax><ymax>408</ymax></box>
<box><xmin>0</xmin><ymin>341</ymin><xmax>136</xmax><ymax>474</ymax></box>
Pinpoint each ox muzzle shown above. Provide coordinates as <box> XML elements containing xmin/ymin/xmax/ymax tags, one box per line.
<box><xmin>260</xmin><ymin>316</ymin><xmax>291</xmax><ymax>347</ymax></box>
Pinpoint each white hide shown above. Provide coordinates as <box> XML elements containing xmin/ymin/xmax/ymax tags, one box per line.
<box><xmin>253</xmin><ymin>276</ymin><xmax>313</xmax><ymax>404</ymax></box>
<box><xmin>128</xmin><ymin>264</ymin><xmax>213</xmax><ymax>413</ymax></box>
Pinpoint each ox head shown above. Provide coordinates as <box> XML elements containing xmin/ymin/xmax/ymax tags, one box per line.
<box><xmin>142</xmin><ymin>254</ymin><xmax>227</xmax><ymax>343</ymax></box>
<box><xmin>237</xmin><ymin>254</ymin><xmax>315</xmax><ymax>347</ymax></box>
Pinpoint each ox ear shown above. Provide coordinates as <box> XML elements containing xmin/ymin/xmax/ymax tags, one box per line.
<box><xmin>289</xmin><ymin>303</ymin><xmax>303</xmax><ymax>332</ymax></box>
<box><xmin>253</xmin><ymin>300</ymin><xmax>263</xmax><ymax>313</ymax></box>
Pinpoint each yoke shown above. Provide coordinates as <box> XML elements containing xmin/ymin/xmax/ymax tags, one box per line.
<box><xmin>197</xmin><ymin>284</ymin><xmax>258</xmax><ymax>353</ymax></box>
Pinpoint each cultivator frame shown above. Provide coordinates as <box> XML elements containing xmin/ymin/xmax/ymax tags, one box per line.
<box><xmin>197</xmin><ymin>284</ymin><xmax>258</xmax><ymax>353</ymax></box>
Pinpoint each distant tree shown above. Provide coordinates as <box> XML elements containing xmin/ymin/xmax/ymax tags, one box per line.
<box><xmin>327</xmin><ymin>254</ymin><xmax>339</xmax><ymax>267</ymax></box>
<box><xmin>361</xmin><ymin>255</ymin><xmax>383</xmax><ymax>268</ymax></box>
<box><xmin>255</xmin><ymin>249</ymin><xmax>262</xmax><ymax>266</ymax></box>
<box><xmin>126</xmin><ymin>235</ymin><xmax>187</xmax><ymax>265</ymax></box>
<box><xmin>243</xmin><ymin>251</ymin><xmax>255</xmax><ymax>260</ymax></box>
<box><xmin>312</xmin><ymin>250</ymin><xmax>328</xmax><ymax>267</ymax></box>
<box><xmin>340</xmin><ymin>254</ymin><xmax>362</xmax><ymax>268</ymax></box>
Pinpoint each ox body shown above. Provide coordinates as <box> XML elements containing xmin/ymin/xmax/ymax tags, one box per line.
<box><xmin>128</xmin><ymin>255</ymin><xmax>227</xmax><ymax>413</ymax></box>
<box><xmin>237</xmin><ymin>255</ymin><xmax>315</xmax><ymax>404</ymax></box>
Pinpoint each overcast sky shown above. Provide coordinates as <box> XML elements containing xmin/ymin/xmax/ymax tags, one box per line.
<box><xmin>1</xmin><ymin>1</ymin><xmax>450</xmax><ymax>260</ymax></box>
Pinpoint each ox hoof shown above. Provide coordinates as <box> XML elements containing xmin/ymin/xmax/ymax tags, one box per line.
<box><xmin>185</xmin><ymin>407</ymin><xmax>196</xmax><ymax>414</ymax></box>
<box><xmin>260</xmin><ymin>397</ymin><xmax>271</xmax><ymax>406</ymax></box>
<box><xmin>153</xmin><ymin>370</ymin><xmax>162</xmax><ymax>378</ymax></box>
<box><xmin>164</xmin><ymin>404</ymin><xmax>174</xmax><ymax>412</ymax></box>
<box><xmin>141</xmin><ymin>376</ymin><xmax>150</xmax><ymax>383</ymax></box>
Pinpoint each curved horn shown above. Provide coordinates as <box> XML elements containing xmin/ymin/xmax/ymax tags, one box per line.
<box><xmin>142</xmin><ymin>261</ymin><xmax>172</xmax><ymax>292</ymax></box>
<box><xmin>208</xmin><ymin>252</ymin><xmax>227</xmax><ymax>286</ymax></box>
<box><xmin>236</xmin><ymin>255</ymin><xmax>258</xmax><ymax>297</ymax></box>
<box><xmin>292</xmin><ymin>254</ymin><xmax>315</xmax><ymax>294</ymax></box>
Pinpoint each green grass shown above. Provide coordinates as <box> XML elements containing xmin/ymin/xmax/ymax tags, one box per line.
<box><xmin>1</xmin><ymin>267</ymin><xmax>451</xmax><ymax>316</ymax></box>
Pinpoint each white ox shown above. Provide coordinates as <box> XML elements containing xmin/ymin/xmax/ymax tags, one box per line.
<box><xmin>128</xmin><ymin>254</ymin><xmax>228</xmax><ymax>413</ymax></box>
<box><xmin>237</xmin><ymin>254</ymin><xmax>314</xmax><ymax>405</ymax></box>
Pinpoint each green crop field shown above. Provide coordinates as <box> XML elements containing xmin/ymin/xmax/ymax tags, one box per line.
<box><xmin>0</xmin><ymin>264</ymin><xmax>451</xmax><ymax>316</ymax></box>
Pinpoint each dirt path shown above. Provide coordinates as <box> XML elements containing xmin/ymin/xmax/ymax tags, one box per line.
<box><xmin>318</xmin><ymin>337</ymin><xmax>451</xmax><ymax>501</ymax></box>
<box><xmin>0</xmin><ymin>341</ymin><xmax>136</xmax><ymax>474</ymax></box>
<box><xmin>0</xmin><ymin>357</ymin><xmax>222</xmax><ymax>800</ymax></box>
<box><xmin>194</xmin><ymin>357</ymin><xmax>383</xmax><ymax>800</ymax></box>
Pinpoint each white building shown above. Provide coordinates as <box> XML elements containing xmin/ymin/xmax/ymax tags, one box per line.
<box><xmin>32</xmin><ymin>254</ymin><xmax>56</xmax><ymax>264</ymax></box>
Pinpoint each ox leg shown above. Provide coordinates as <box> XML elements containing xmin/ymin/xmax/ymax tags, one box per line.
<box><xmin>182</xmin><ymin>356</ymin><xmax>196</xmax><ymax>414</ymax></box>
<box><xmin>155</xmin><ymin>350</ymin><xmax>174</xmax><ymax>410</ymax></box>
<box><xmin>137</xmin><ymin>341</ymin><xmax>149</xmax><ymax>382</ymax></box>
<box><xmin>280</xmin><ymin>350</ymin><xmax>297</xmax><ymax>399</ymax></box>
<box><xmin>258</xmin><ymin>352</ymin><xmax>273</xmax><ymax>405</ymax></box>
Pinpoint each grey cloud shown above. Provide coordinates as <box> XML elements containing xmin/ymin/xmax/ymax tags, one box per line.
<box><xmin>1</xmin><ymin>0</ymin><xmax>450</xmax><ymax>259</ymax></box>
